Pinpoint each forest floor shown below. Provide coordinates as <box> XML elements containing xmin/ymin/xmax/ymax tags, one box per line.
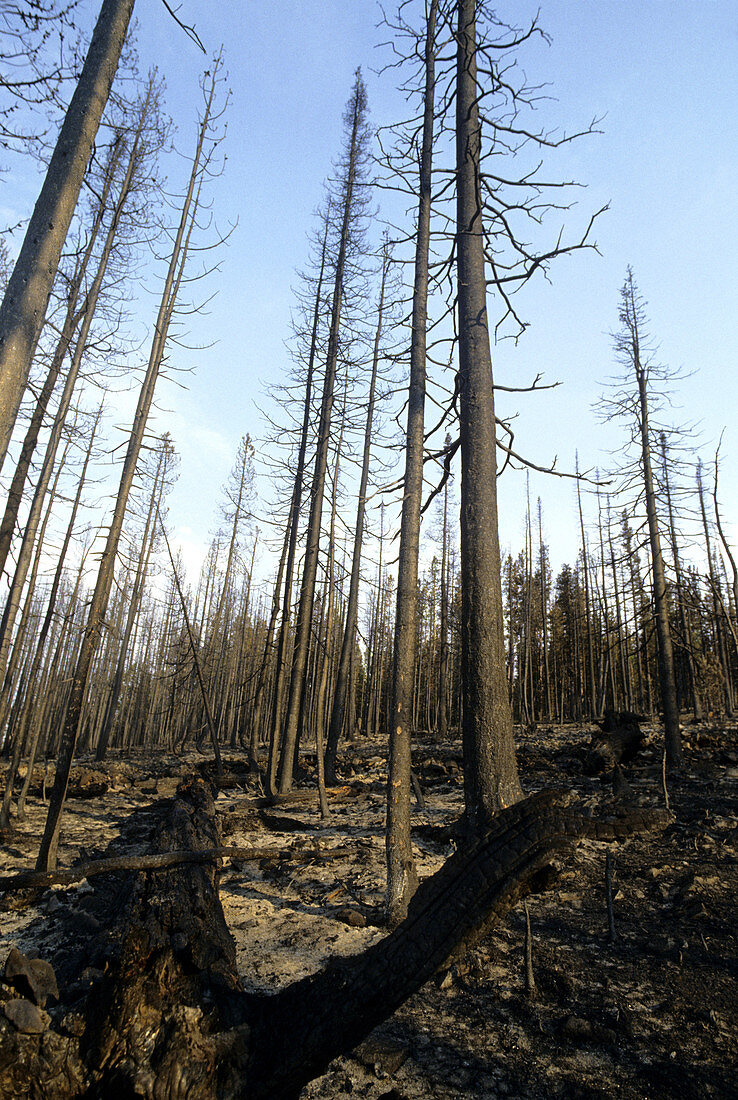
<box><xmin>1</xmin><ymin>720</ymin><xmax>736</xmax><ymax>1099</ymax></box>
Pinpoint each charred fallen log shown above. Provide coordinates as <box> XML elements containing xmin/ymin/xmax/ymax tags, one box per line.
<box><xmin>0</xmin><ymin>843</ymin><xmax>350</xmax><ymax>894</ymax></box>
<box><xmin>0</xmin><ymin>778</ymin><xmax>669</xmax><ymax>1099</ymax></box>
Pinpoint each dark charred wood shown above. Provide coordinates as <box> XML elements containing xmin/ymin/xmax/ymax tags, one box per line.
<box><xmin>585</xmin><ymin>711</ymin><xmax>646</xmax><ymax>774</ymax></box>
<box><xmin>0</xmin><ymin>843</ymin><xmax>351</xmax><ymax>895</ymax></box>
<box><xmin>0</xmin><ymin>779</ymin><xmax>669</xmax><ymax>1099</ymax></box>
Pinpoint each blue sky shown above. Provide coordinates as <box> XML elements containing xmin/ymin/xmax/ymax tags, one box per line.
<box><xmin>130</xmin><ymin>0</ymin><xmax>738</xmax><ymax>580</ymax></box>
<box><xmin>16</xmin><ymin>0</ymin><xmax>736</xmax><ymax>584</ymax></box>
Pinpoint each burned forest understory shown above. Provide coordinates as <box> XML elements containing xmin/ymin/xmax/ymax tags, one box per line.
<box><xmin>0</xmin><ymin>720</ymin><xmax>736</xmax><ymax>1100</ymax></box>
<box><xmin>1</xmin><ymin>3</ymin><xmax>737</xmax><ymax>1099</ymax></box>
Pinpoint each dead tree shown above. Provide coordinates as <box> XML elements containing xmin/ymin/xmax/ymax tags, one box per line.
<box><xmin>599</xmin><ymin>269</ymin><xmax>682</xmax><ymax>770</ymax></box>
<box><xmin>276</xmin><ymin>70</ymin><xmax>371</xmax><ymax>794</ymax></box>
<box><xmin>455</xmin><ymin>0</ymin><xmax>523</xmax><ymax>827</ymax></box>
<box><xmin>0</xmin><ymin>0</ymin><xmax>136</xmax><ymax>467</ymax></box>
<box><xmin>35</xmin><ymin>62</ymin><xmax>225</xmax><ymax>871</ymax></box>
<box><xmin>384</xmin><ymin>0</ymin><xmax>440</xmax><ymax>924</ymax></box>
<box><xmin>325</xmin><ymin>238</ymin><xmax>391</xmax><ymax>779</ymax></box>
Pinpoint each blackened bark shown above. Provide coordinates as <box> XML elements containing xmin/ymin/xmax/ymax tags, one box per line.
<box><xmin>0</xmin><ymin>778</ymin><xmax>668</xmax><ymax>1099</ymax></box>
<box><xmin>385</xmin><ymin>0</ymin><xmax>438</xmax><ymax>925</ymax></box>
<box><xmin>265</xmin><ymin>216</ymin><xmax>329</xmax><ymax>792</ymax></box>
<box><xmin>621</xmin><ymin>285</ymin><xmax>681</xmax><ymax>768</ymax></box>
<box><xmin>456</xmin><ymin>0</ymin><xmax>522</xmax><ymax>831</ymax></box>
<box><xmin>325</xmin><ymin>244</ymin><xmax>388</xmax><ymax>778</ymax></box>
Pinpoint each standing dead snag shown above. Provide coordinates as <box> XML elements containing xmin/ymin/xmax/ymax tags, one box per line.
<box><xmin>598</xmin><ymin>269</ymin><xmax>683</xmax><ymax>770</ymax></box>
<box><xmin>35</xmin><ymin>62</ymin><xmax>226</xmax><ymax>872</ymax></box>
<box><xmin>275</xmin><ymin>71</ymin><xmax>371</xmax><ymax>796</ymax></box>
<box><xmin>385</xmin><ymin>0</ymin><xmax>439</xmax><ymax>927</ymax></box>
<box><xmin>0</xmin><ymin>779</ymin><xmax>669</xmax><ymax>1099</ymax></box>
<box><xmin>0</xmin><ymin>0</ymin><xmax>136</xmax><ymax>468</ymax></box>
<box><xmin>455</xmin><ymin>0</ymin><xmax>523</xmax><ymax>827</ymax></box>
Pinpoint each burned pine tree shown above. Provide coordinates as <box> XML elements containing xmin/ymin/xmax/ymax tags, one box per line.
<box><xmin>379</xmin><ymin>0</ymin><xmax>442</xmax><ymax>926</ymax></box>
<box><xmin>0</xmin><ymin>0</ymin><xmax>137</xmax><ymax>466</ymax></box>
<box><xmin>275</xmin><ymin>69</ymin><xmax>372</xmax><ymax>795</ymax></box>
<box><xmin>598</xmin><ymin>269</ymin><xmax>683</xmax><ymax>771</ymax></box>
<box><xmin>35</xmin><ymin>60</ymin><xmax>227</xmax><ymax>871</ymax></box>
<box><xmin>453</xmin><ymin>0</ymin><xmax>602</xmax><ymax>828</ymax></box>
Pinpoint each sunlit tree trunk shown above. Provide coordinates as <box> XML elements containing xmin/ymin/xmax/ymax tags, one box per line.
<box><xmin>0</xmin><ymin>0</ymin><xmax>135</xmax><ymax>466</ymax></box>
<box><xmin>35</xmin><ymin>70</ymin><xmax>219</xmax><ymax>870</ymax></box>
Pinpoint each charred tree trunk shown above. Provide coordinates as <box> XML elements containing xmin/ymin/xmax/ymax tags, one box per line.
<box><xmin>456</xmin><ymin>0</ymin><xmax>522</xmax><ymax>831</ymax></box>
<box><xmin>265</xmin><ymin>216</ymin><xmax>329</xmax><ymax>789</ymax></box>
<box><xmin>385</xmin><ymin>0</ymin><xmax>438</xmax><ymax>925</ymax></box>
<box><xmin>277</xmin><ymin>71</ymin><xmax>369</xmax><ymax>794</ymax></box>
<box><xmin>325</xmin><ymin>242</ymin><xmax>388</xmax><ymax>778</ymax></box>
<box><xmin>0</xmin><ymin>0</ymin><xmax>136</xmax><ymax>466</ymax></box>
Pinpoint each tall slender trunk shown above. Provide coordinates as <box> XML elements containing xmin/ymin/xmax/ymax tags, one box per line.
<box><xmin>576</xmin><ymin>472</ymin><xmax>596</xmax><ymax>717</ymax></box>
<box><xmin>325</xmin><ymin>245</ymin><xmax>389</xmax><ymax>777</ymax></box>
<box><xmin>538</xmin><ymin>500</ymin><xmax>552</xmax><ymax>720</ymax></box>
<box><xmin>437</xmin><ymin>464</ymin><xmax>450</xmax><ymax>738</ymax></box>
<box><xmin>35</xmin><ymin>72</ymin><xmax>219</xmax><ymax>871</ymax></box>
<box><xmin>265</xmin><ymin>218</ymin><xmax>330</xmax><ymax>788</ymax></box>
<box><xmin>456</xmin><ymin>0</ymin><xmax>522</xmax><ymax>832</ymax></box>
<box><xmin>0</xmin><ymin>0</ymin><xmax>136</xmax><ymax>465</ymax></box>
<box><xmin>636</xmin><ymin>365</ymin><xmax>681</xmax><ymax>767</ymax></box>
<box><xmin>607</xmin><ymin>508</ymin><xmax>630</xmax><ymax>709</ymax></box>
<box><xmin>698</xmin><ymin>463</ymin><xmax>733</xmax><ymax>716</ymax></box>
<box><xmin>660</xmin><ymin>437</ymin><xmax>701</xmax><ymax>717</ymax></box>
<box><xmin>385</xmin><ymin>0</ymin><xmax>438</xmax><ymax>924</ymax></box>
<box><xmin>277</xmin><ymin>72</ymin><xmax>368</xmax><ymax>794</ymax></box>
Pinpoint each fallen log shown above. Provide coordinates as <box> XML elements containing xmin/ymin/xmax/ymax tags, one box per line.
<box><xmin>0</xmin><ymin>777</ymin><xmax>669</xmax><ymax>1099</ymax></box>
<box><xmin>0</xmin><ymin>844</ymin><xmax>351</xmax><ymax>894</ymax></box>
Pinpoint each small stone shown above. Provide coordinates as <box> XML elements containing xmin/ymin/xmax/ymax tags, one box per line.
<box><xmin>4</xmin><ymin>948</ymin><xmax>59</xmax><ymax>1007</ymax></box>
<box><xmin>356</xmin><ymin>1038</ymin><xmax>409</xmax><ymax>1076</ymax></box>
<box><xmin>561</xmin><ymin>1015</ymin><xmax>595</xmax><ymax>1040</ymax></box>
<box><xmin>71</xmin><ymin>910</ymin><xmax>101</xmax><ymax>934</ymax></box>
<box><xmin>3</xmin><ymin>998</ymin><xmax>50</xmax><ymax>1034</ymax></box>
<box><xmin>335</xmin><ymin>907</ymin><xmax>366</xmax><ymax>928</ymax></box>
